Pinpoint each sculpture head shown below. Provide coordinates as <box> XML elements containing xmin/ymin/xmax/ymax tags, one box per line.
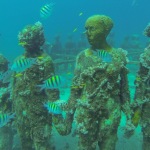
<box><xmin>85</xmin><ymin>15</ymin><xmax>113</xmax><ymax>50</ymax></box>
<box><xmin>18</xmin><ymin>22</ymin><xmax>45</xmax><ymax>56</ymax></box>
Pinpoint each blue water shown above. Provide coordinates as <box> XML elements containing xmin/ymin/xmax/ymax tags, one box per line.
<box><xmin>0</xmin><ymin>0</ymin><xmax>149</xmax><ymax>60</ymax></box>
<box><xmin>0</xmin><ymin>0</ymin><xmax>148</xmax><ymax>149</ymax></box>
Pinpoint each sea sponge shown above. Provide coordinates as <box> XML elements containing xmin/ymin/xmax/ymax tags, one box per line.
<box><xmin>140</xmin><ymin>47</ymin><xmax>150</xmax><ymax>69</ymax></box>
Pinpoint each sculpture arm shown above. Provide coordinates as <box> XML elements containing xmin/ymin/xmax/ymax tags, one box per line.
<box><xmin>120</xmin><ymin>67</ymin><xmax>132</xmax><ymax>120</ymax></box>
<box><xmin>53</xmin><ymin>54</ymin><xmax>83</xmax><ymax>135</ymax></box>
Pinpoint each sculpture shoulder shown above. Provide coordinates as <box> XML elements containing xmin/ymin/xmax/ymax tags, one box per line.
<box><xmin>111</xmin><ymin>48</ymin><xmax>128</xmax><ymax>65</ymax></box>
<box><xmin>40</xmin><ymin>53</ymin><xmax>53</xmax><ymax>63</ymax></box>
<box><xmin>76</xmin><ymin>49</ymin><xmax>86</xmax><ymax>58</ymax></box>
<box><xmin>13</xmin><ymin>53</ymin><xmax>52</xmax><ymax>62</ymax></box>
<box><xmin>76</xmin><ymin>48</ymin><xmax>89</xmax><ymax>62</ymax></box>
<box><xmin>111</xmin><ymin>48</ymin><xmax>128</xmax><ymax>57</ymax></box>
<box><xmin>139</xmin><ymin>47</ymin><xmax>150</xmax><ymax>68</ymax></box>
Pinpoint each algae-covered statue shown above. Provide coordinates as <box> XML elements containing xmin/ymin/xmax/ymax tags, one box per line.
<box><xmin>12</xmin><ymin>22</ymin><xmax>59</xmax><ymax>150</ymax></box>
<box><xmin>0</xmin><ymin>54</ymin><xmax>14</xmax><ymax>150</ymax></box>
<box><xmin>54</xmin><ymin>15</ymin><xmax>132</xmax><ymax>150</ymax></box>
<box><xmin>131</xmin><ymin>23</ymin><xmax>150</xmax><ymax>150</ymax></box>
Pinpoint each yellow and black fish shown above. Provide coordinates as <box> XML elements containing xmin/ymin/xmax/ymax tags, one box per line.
<box><xmin>93</xmin><ymin>50</ymin><xmax>112</xmax><ymax>62</ymax></box>
<box><xmin>11</xmin><ymin>57</ymin><xmax>37</xmax><ymax>72</ymax></box>
<box><xmin>37</xmin><ymin>75</ymin><xmax>68</xmax><ymax>91</ymax></box>
<box><xmin>44</xmin><ymin>101</ymin><xmax>66</xmax><ymax>118</ymax></box>
<box><xmin>44</xmin><ymin>102</ymin><xmax>62</xmax><ymax>114</ymax></box>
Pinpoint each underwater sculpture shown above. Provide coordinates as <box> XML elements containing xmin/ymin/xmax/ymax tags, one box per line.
<box><xmin>18</xmin><ymin>21</ymin><xmax>45</xmax><ymax>57</ymax></box>
<box><xmin>54</xmin><ymin>15</ymin><xmax>132</xmax><ymax>150</ymax></box>
<box><xmin>0</xmin><ymin>54</ymin><xmax>14</xmax><ymax>150</ymax></box>
<box><xmin>131</xmin><ymin>24</ymin><xmax>150</xmax><ymax>150</ymax></box>
<box><xmin>50</xmin><ymin>34</ymin><xmax>63</xmax><ymax>59</ymax></box>
<box><xmin>12</xmin><ymin>22</ymin><xmax>59</xmax><ymax>150</ymax></box>
<box><xmin>144</xmin><ymin>23</ymin><xmax>150</xmax><ymax>37</ymax></box>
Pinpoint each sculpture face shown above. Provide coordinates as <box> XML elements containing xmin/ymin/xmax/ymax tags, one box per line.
<box><xmin>84</xmin><ymin>15</ymin><xmax>113</xmax><ymax>50</ymax></box>
<box><xmin>18</xmin><ymin>22</ymin><xmax>45</xmax><ymax>53</ymax></box>
<box><xmin>85</xmin><ymin>21</ymin><xmax>104</xmax><ymax>46</ymax></box>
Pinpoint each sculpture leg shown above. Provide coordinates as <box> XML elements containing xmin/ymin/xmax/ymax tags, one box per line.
<box><xmin>142</xmin><ymin>125</ymin><xmax>150</xmax><ymax>150</ymax></box>
<box><xmin>75</xmin><ymin>108</ymin><xmax>99</xmax><ymax>150</ymax></box>
<box><xmin>98</xmin><ymin>130</ymin><xmax>118</xmax><ymax>150</ymax></box>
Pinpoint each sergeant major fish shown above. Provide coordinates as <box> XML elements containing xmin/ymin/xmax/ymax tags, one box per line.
<box><xmin>0</xmin><ymin>113</ymin><xmax>15</xmax><ymax>128</ymax></box>
<box><xmin>40</xmin><ymin>3</ymin><xmax>55</xmax><ymax>19</ymax></box>
<box><xmin>44</xmin><ymin>101</ymin><xmax>62</xmax><ymax>115</ymax></box>
<box><xmin>93</xmin><ymin>49</ymin><xmax>112</xmax><ymax>62</ymax></box>
<box><xmin>37</xmin><ymin>75</ymin><xmax>68</xmax><ymax>91</ymax></box>
<box><xmin>11</xmin><ymin>57</ymin><xmax>37</xmax><ymax>72</ymax></box>
<box><xmin>44</xmin><ymin>101</ymin><xmax>66</xmax><ymax>118</ymax></box>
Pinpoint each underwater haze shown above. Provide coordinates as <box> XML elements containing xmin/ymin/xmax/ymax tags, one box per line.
<box><xmin>0</xmin><ymin>0</ymin><xmax>149</xmax><ymax>150</ymax></box>
<box><xmin>0</xmin><ymin>0</ymin><xmax>149</xmax><ymax>60</ymax></box>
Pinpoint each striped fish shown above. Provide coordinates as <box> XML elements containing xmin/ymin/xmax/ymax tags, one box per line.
<box><xmin>44</xmin><ymin>102</ymin><xmax>62</xmax><ymax>115</ymax></box>
<box><xmin>40</xmin><ymin>3</ymin><xmax>54</xmax><ymax>19</ymax></box>
<box><xmin>11</xmin><ymin>57</ymin><xmax>37</xmax><ymax>72</ymax></box>
<box><xmin>93</xmin><ymin>50</ymin><xmax>112</xmax><ymax>62</ymax></box>
<box><xmin>37</xmin><ymin>75</ymin><xmax>67</xmax><ymax>91</ymax></box>
<box><xmin>0</xmin><ymin>113</ymin><xmax>15</xmax><ymax>128</ymax></box>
